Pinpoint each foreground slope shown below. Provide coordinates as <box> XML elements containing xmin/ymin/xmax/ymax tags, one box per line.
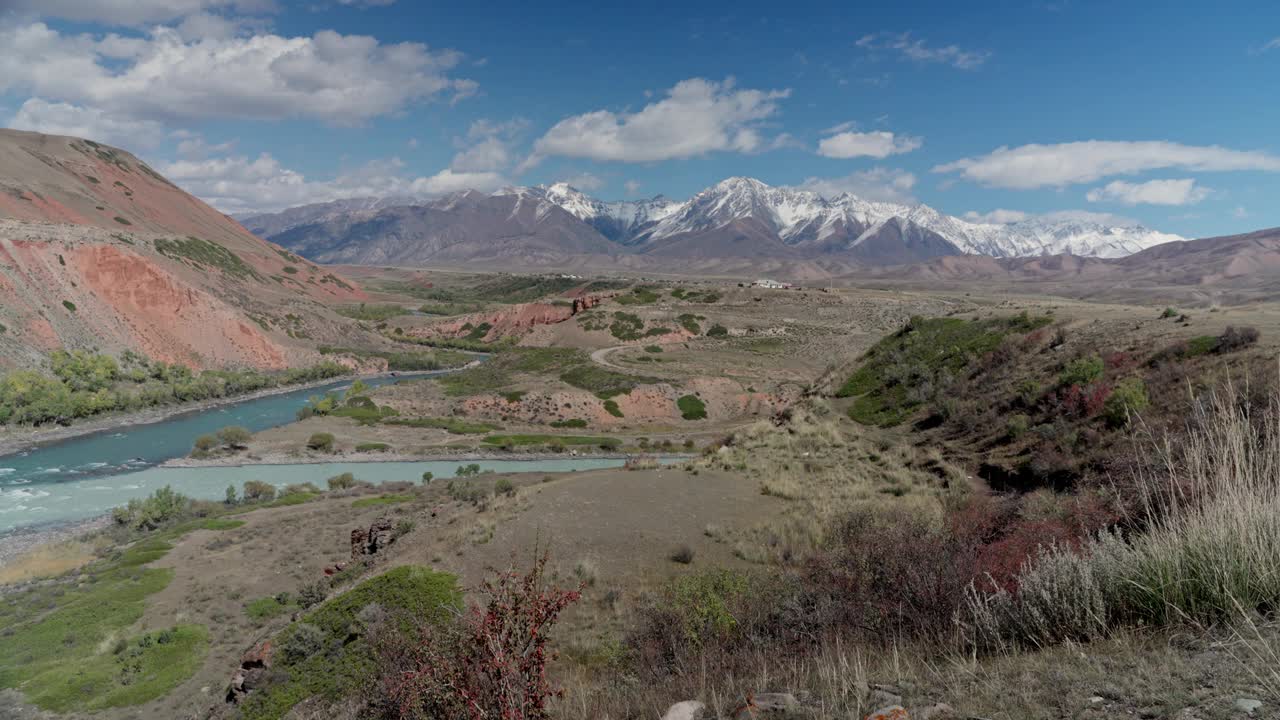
<box><xmin>0</xmin><ymin>129</ymin><xmax>371</xmax><ymax>370</ymax></box>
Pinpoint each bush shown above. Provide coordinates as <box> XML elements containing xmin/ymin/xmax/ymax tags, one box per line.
<box><xmin>110</xmin><ymin>485</ymin><xmax>193</xmax><ymax>531</ymax></box>
<box><xmin>706</xmin><ymin>324</ymin><xmax>728</xmax><ymax>337</ymax></box>
<box><xmin>191</xmin><ymin>434</ymin><xmax>217</xmax><ymax>457</ymax></box>
<box><xmin>1006</xmin><ymin>414</ymin><xmax>1030</xmax><ymax>439</ymax></box>
<box><xmin>242</xmin><ymin>480</ymin><xmax>276</xmax><ymax>502</ymax></box>
<box><xmin>278</xmin><ymin>622</ymin><xmax>328</xmax><ymax>664</ymax></box>
<box><xmin>493</xmin><ymin>478</ymin><xmax>515</xmax><ymax>496</ymax></box>
<box><xmin>677</xmin><ymin>395</ymin><xmax>707</xmax><ymax>421</ymax></box>
<box><xmin>217</xmin><ymin>425</ymin><xmax>251</xmax><ymax>450</ymax></box>
<box><xmin>327</xmin><ymin>472</ymin><xmax>357</xmax><ymax>490</ymax></box>
<box><xmin>355</xmin><ymin>442</ymin><xmax>391</xmax><ymax>452</ymax></box>
<box><xmin>669</xmin><ymin>545</ymin><xmax>695</xmax><ymax>564</ymax></box>
<box><xmin>549</xmin><ymin>418</ymin><xmax>587</xmax><ymax>428</ymax></box>
<box><xmin>307</xmin><ymin>432</ymin><xmax>335</xmax><ymax>452</ymax></box>
<box><xmin>1103</xmin><ymin>377</ymin><xmax>1148</xmax><ymax>427</ymax></box>
<box><xmin>964</xmin><ymin>387</ymin><xmax>1280</xmax><ymax>651</ymax></box>
<box><xmin>224</xmin><ymin>484</ymin><xmax>237</xmax><ymax>505</ymax></box>
<box><xmin>374</xmin><ymin>552</ymin><xmax>579</xmax><ymax>720</ymax></box>
<box><xmin>1218</xmin><ymin>325</ymin><xmax>1260</xmax><ymax>352</ymax></box>
<box><xmin>296</xmin><ymin>582</ymin><xmax>328</xmax><ymax>610</ymax></box>
<box><xmin>1059</xmin><ymin>355</ymin><xmax>1104</xmax><ymax>386</ymax></box>
<box><xmin>421</xmin><ymin>471</ymin><xmax>434</xmax><ymax>484</ymax></box>
<box><xmin>603</xmin><ymin>399</ymin><xmax>623</xmax><ymax>418</ymax></box>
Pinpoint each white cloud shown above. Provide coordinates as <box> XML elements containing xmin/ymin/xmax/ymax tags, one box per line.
<box><xmin>160</xmin><ymin>151</ymin><xmax>505</xmax><ymax>214</ymax></box>
<box><xmin>856</xmin><ymin>32</ymin><xmax>990</xmax><ymax>70</ymax></box>
<box><xmin>450</xmin><ymin>118</ymin><xmax>526</xmax><ymax>173</ymax></box>
<box><xmin>557</xmin><ymin>172</ymin><xmax>604</xmax><ymax>192</ymax></box>
<box><xmin>9</xmin><ymin>98</ymin><xmax>165</xmax><ymax>149</ymax></box>
<box><xmin>817</xmin><ymin>129</ymin><xmax>922</xmax><ymax>159</ymax></box>
<box><xmin>1085</xmin><ymin>178</ymin><xmax>1210</xmax><ymax>206</ymax></box>
<box><xmin>791</xmin><ymin>167</ymin><xmax>917</xmax><ymax>203</ymax></box>
<box><xmin>0</xmin><ymin>22</ymin><xmax>474</xmax><ymax>127</ymax></box>
<box><xmin>1234</xmin><ymin>206</ymin><xmax>1250</xmax><ymax>219</ymax></box>
<box><xmin>529</xmin><ymin>77</ymin><xmax>790</xmax><ymax>164</ymax></box>
<box><xmin>962</xmin><ymin>209</ymin><xmax>1031</xmax><ymax>224</ymax></box>
<box><xmin>934</xmin><ymin>140</ymin><xmax>1280</xmax><ymax>189</ymax></box>
<box><xmin>624</xmin><ymin>180</ymin><xmax>641</xmax><ymax>196</ymax></box>
<box><xmin>1040</xmin><ymin>209</ymin><xmax>1138</xmax><ymax>226</ymax></box>
<box><xmin>1</xmin><ymin>0</ymin><xmax>276</xmax><ymax>25</ymax></box>
<box><xmin>1259</xmin><ymin>37</ymin><xmax>1280</xmax><ymax>53</ymax></box>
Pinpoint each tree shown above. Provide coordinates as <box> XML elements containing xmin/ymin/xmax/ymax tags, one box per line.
<box><xmin>217</xmin><ymin>425</ymin><xmax>251</xmax><ymax>450</ymax></box>
<box><xmin>225</xmin><ymin>484</ymin><xmax>238</xmax><ymax>505</ymax></box>
<box><xmin>421</xmin><ymin>471</ymin><xmax>434</xmax><ymax>484</ymax></box>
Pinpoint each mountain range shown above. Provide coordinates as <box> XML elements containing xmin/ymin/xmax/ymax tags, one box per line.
<box><xmin>240</xmin><ymin>177</ymin><xmax>1184</xmax><ymax>271</ymax></box>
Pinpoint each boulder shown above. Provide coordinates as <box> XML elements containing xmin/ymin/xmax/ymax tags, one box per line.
<box><xmin>662</xmin><ymin>701</ymin><xmax>708</xmax><ymax>720</ymax></box>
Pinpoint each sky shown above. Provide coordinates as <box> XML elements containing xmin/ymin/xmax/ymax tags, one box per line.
<box><xmin>0</xmin><ymin>0</ymin><xmax>1278</xmax><ymax>237</ymax></box>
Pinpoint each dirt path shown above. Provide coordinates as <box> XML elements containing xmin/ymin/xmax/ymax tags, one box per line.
<box><xmin>589</xmin><ymin>344</ymin><xmax>631</xmax><ymax>371</ymax></box>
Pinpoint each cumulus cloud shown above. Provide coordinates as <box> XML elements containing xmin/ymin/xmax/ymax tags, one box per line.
<box><xmin>962</xmin><ymin>209</ymin><xmax>1031</xmax><ymax>224</ymax></box>
<box><xmin>817</xmin><ymin>129</ymin><xmax>922</xmax><ymax>159</ymax></box>
<box><xmin>624</xmin><ymin>180</ymin><xmax>642</xmax><ymax>196</ymax></box>
<box><xmin>159</xmin><ymin>151</ymin><xmax>504</xmax><ymax>215</ymax></box>
<box><xmin>450</xmin><ymin>118</ymin><xmax>527</xmax><ymax>173</ymax></box>
<box><xmin>1</xmin><ymin>0</ymin><xmax>276</xmax><ymax>25</ymax></box>
<box><xmin>934</xmin><ymin>140</ymin><xmax>1280</xmax><ymax>189</ymax></box>
<box><xmin>557</xmin><ymin>172</ymin><xmax>604</xmax><ymax>192</ymax></box>
<box><xmin>0</xmin><ymin>22</ymin><xmax>474</xmax><ymax>127</ymax></box>
<box><xmin>856</xmin><ymin>32</ymin><xmax>990</xmax><ymax>70</ymax></box>
<box><xmin>9</xmin><ymin>98</ymin><xmax>165</xmax><ymax>149</ymax></box>
<box><xmin>528</xmin><ymin>77</ymin><xmax>790</xmax><ymax>164</ymax></box>
<box><xmin>791</xmin><ymin>167</ymin><xmax>917</xmax><ymax>203</ymax></box>
<box><xmin>1085</xmin><ymin>178</ymin><xmax>1210</xmax><ymax>206</ymax></box>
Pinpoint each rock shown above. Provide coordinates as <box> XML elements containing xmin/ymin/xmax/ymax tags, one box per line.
<box><xmin>1235</xmin><ymin>698</ymin><xmax>1263</xmax><ymax>716</ymax></box>
<box><xmin>662</xmin><ymin>701</ymin><xmax>707</xmax><ymax>720</ymax></box>
<box><xmin>866</xmin><ymin>706</ymin><xmax>910</xmax><ymax>720</ymax></box>
<box><xmin>225</xmin><ymin>640</ymin><xmax>274</xmax><ymax>703</ymax></box>
<box><xmin>728</xmin><ymin>692</ymin><xmax>817</xmax><ymax>719</ymax></box>
<box><xmin>351</xmin><ymin>516</ymin><xmax>397</xmax><ymax>559</ymax></box>
<box><xmin>912</xmin><ymin>703</ymin><xmax>957</xmax><ymax>720</ymax></box>
<box><xmin>868</xmin><ymin>685</ymin><xmax>904</xmax><ymax>709</ymax></box>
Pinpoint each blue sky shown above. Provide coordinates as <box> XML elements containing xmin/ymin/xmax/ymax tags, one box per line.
<box><xmin>1</xmin><ymin>0</ymin><xmax>1278</xmax><ymax>237</ymax></box>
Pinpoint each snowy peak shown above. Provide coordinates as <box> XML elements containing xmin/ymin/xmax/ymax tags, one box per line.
<box><xmin>533</xmin><ymin>177</ymin><xmax>1183</xmax><ymax>260</ymax></box>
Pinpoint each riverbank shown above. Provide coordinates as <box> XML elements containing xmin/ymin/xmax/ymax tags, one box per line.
<box><xmin>0</xmin><ymin>513</ymin><xmax>109</xmax><ymax>569</ymax></box>
<box><xmin>161</xmin><ymin>449</ymin><xmax>694</xmax><ymax>468</ymax></box>
<box><xmin>0</xmin><ymin>367</ymin><xmax>471</xmax><ymax>459</ymax></box>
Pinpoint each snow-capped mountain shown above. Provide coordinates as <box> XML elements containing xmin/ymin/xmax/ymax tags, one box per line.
<box><xmin>239</xmin><ymin>176</ymin><xmax>1183</xmax><ymax>269</ymax></box>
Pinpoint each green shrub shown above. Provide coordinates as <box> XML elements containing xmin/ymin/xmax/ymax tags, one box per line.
<box><xmin>62</xmin><ymin>300</ymin><xmax>77</xmax><ymax>312</ymax></box>
<box><xmin>603</xmin><ymin>399</ymin><xmax>624</xmax><ymax>418</ymax></box>
<box><xmin>1006</xmin><ymin>414</ymin><xmax>1030</xmax><ymax>439</ymax></box>
<box><xmin>1059</xmin><ymin>355</ymin><xmax>1104</xmax><ymax>386</ymax></box>
<box><xmin>677</xmin><ymin>394</ymin><xmax>707</xmax><ymax>421</ymax></box>
<box><xmin>217</xmin><ymin>425</ymin><xmax>251</xmax><ymax>450</ymax></box>
<box><xmin>644</xmin><ymin>345</ymin><xmax>663</xmax><ymax>353</ymax></box>
<box><xmin>306</xmin><ymin>432</ymin><xmax>335</xmax><ymax>452</ymax></box>
<box><xmin>191</xmin><ymin>434</ymin><xmax>218</xmax><ymax>457</ymax></box>
<box><xmin>550</xmin><ymin>418</ymin><xmax>587</xmax><ymax>428</ymax></box>
<box><xmin>327</xmin><ymin>472</ymin><xmax>357</xmax><ymax>490</ymax></box>
<box><xmin>354</xmin><ymin>442</ymin><xmax>390</xmax><ymax>452</ymax></box>
<box><xmin>421</xmin><ymin>471</ymin><xmax>434</xmax><ymax>484</ymax></box>
<box><xmin>706</xmin><ymin>324</ymin><xmax>728</xmax><ymax>337</ymax></box>
<box><xmin>242</xmin><ymin>480</ymin><xmax>276</xmax><ymax>502</ymax></box>
<box><xmin>494</xmin><ymin>478</ymin><xmax>515</xmax><ymax>496</ymax></box>
<box><xmin>1104</xmin><ymin>377</ymin><xmax>1148</xmax><ymax>427</ymax></box>
<box><xmin>153</xmin><ymin>236</ymin><xmax>259</xmax><ymax>280</ymax></box>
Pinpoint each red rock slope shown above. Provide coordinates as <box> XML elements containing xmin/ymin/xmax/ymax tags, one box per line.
<box><xmin>0</xmin><ymin>128</ymin><xmax>371</xmax><ymax>370</ymax></box>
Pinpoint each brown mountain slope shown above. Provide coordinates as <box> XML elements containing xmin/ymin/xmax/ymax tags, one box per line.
<box><xmin>843</xmin><ymin>227</ymin><xmax>1280</xmax><ymax>305</ymax></box>
<box><xmin>0</xmin><ymin>128</ymin><xmax>371</xmax><ymax>370</ymax></box>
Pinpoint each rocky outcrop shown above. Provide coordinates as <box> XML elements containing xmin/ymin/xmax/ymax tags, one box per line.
<box><xmin>350</xmin><ymin>516</ymin><xmax>395</xmax><ymax>560</ymax></box>
<box><xmin>411</xmin><ymin>293</ymin><xmax>612</xmax><ymax>343</ymax></box>
<box><xmin>226</xmin><ymin>640</ymin><xmax>274</xmax><ymax>704</ymax></box>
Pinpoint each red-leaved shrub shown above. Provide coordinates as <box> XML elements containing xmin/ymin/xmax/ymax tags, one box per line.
<box><xmin>377</xmin><ymin>551</ymin><xmax>581</xmax><ymax>720</ymax></box>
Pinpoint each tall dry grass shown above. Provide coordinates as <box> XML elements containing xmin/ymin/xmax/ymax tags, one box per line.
<box><xmin>965</xmin><ymin>381</ymin><xmax>1280</xmax><ymax>650</ymax></box>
